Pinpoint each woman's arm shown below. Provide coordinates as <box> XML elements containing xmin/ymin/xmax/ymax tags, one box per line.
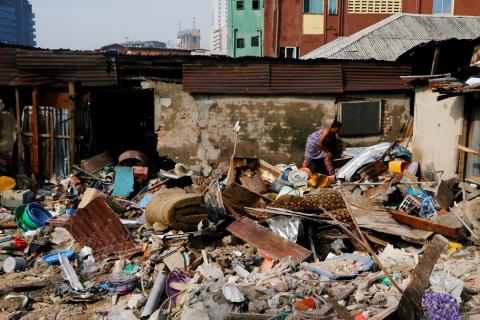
<box><xmin>317</xmin><ymin>128</ymin><xmax>332</xmax><ymax>156</ymax></box>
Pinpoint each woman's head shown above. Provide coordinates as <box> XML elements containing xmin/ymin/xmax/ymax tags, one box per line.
<box><xmin>330</xmin><ymin>121</ymin><xmax>342</xmax><ymax>134</ymax></box>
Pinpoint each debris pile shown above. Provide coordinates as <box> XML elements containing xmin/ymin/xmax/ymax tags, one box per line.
<box><xmin>0</xmin><ymin>142</ymin><xmax>479</xmax><ymax>320</ymax></box>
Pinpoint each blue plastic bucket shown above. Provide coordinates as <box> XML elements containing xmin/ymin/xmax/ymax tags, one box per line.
<box><xmin>25</xmin><ymin>203</ymin><xmax>52</xmax><ymax>227</ymax></box>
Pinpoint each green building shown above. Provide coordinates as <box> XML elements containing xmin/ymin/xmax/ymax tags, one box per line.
<box><xmin>228</xmin><ymin>0</ymin><xmax>264</xmax><ymax>57</ymax></box>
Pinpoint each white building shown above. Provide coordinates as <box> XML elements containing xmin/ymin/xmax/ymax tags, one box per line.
<box><xmin>210</xmin><ymin>0</ymin><xmax>228</xmax><ymax>54</ymax></box>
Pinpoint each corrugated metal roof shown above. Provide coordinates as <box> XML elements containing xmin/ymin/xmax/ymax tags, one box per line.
<box><xmin>183</xmin><ymin>63</ymin><xmax>344</xmax><ymax>94</ymax></box>
<box><xmin>302</xmin><ymin>14</ymin><xmax>480</xmax><ymax>61</ymax></box>
<box><xmin>183</xmin><ymin>62</ymin><xmax>410</xmax><ymax>94</ymax></box>
<box><xmin>0</xmin><ymin>47</ymin><xmax>117</xmax><ymax>87</ymax></box>
<box><xmin>343</xmin><ymin>64</ymin><xmax>412</xmax><ymax>91</ymax></box>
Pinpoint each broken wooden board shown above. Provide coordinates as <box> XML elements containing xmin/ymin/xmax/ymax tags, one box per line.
<box><xmin>226</xmin><ymin>216</ymin><xmax>311</xmax><ymax>265</ymax></box>
<box><xmin>319</xmin><ymin>285</ymin><xmax>356</xmax><ymax>316</ymax></box>
<box><xmin>460</xmin><ymin>182</ymin><xmax>480</xmax><ymax>201</ymax></box>
<box><xmin>259</xmin><ymin>159</ymin><xmax>282</xmax><ymax>178</ymax></box>
<box><xmin>466</xmin><ymin>176</ymin><xmax>480</xmax><ymax>185</ymax></box>
<box><xmin>223</xmin><ymin>183</ymin><xmax>269</xmax><ymax>210</ymax></box>
<box><xmin>435</xmin><ymin>180</ymin><xmax>454</xmax><ymax>210</ymax></box>
<box><xmin>364</xmin><ymin>180</ymin><xmax>392</xmax><ymax>202</ymax></box>
<box><xmin>344</xmin><ymin>194</ymin><xmax>433</xmax><ymax>244</ymax></box>
<box><xmin>397</xmin><ymin>234</ymin><xmax>449</xmax><ymax>320</ymax></box>
<box><xmin>389</xmin><ymin>210</ymin><xmax>461</xmax><ymax>240</ymax></box>
<box><xmin>79</xmin><ymin>151</ymin><xmax>113</xmax><ymax>174</ymax></box>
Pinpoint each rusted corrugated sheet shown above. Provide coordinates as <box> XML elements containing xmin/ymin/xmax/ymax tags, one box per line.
<box><xmin>270</xmin><ymin>64</ymin><xmax>343</xmax><ymax>94</ymax></box>
<box><xmin>183</xmin><ymin>63</ymin><xmax>344</xmax><ymax>94</ymax></box>
<box><xmin>343</xmin><ymin>64</ymin><xmax>412</xmax><ymax>92</ymax></box>
<box><xmin>49</xmin><ymin>197</ymin><xmax>138</xmax><ymax>260</ymax></box>
<box><xmin>183</xmin><ymin>64</ymin><xmax>270</xmax><ymax>94</ymax></box>
<box><xmin>0</xmin><ymin>48</ymin><xmax>18</xmax><ymax>85</ymax></box>
<box><xmin>184</xmin><ymin>62</ymin><xmax>409</xmax><ymax>94</ymax></box>
<box><xmin>0</xmin><ymin>46</ymin><xmax>117</xmax><ymax>87</ymax></box>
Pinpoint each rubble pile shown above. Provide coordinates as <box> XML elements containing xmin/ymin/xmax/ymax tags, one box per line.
<box><xmin>0</xmin><ymin>142</ymin><xmax>480</xmax><ymax>320</ymax></box>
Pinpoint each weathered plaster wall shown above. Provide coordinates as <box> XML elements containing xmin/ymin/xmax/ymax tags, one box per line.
<box><xmin>143</xmin><ymin>81</ymin><xmax>410</xmax><ymax>175</ymax></box>
<box><xmin>412</xmin><ymin>86</ymin><xmax>464</xmax><ymax>179</ymax></box>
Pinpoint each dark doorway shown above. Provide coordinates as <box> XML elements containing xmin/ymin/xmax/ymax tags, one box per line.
<box><xmin>89</xmin><ymin>88</ymin><xmax>156</xmax><ymax>161</ymax></box>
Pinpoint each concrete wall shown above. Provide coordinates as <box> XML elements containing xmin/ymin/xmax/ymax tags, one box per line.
<box><xmin>143</xmin><ymin>81</ymin><xmax>410</xmax><ymax>175</ymax></box>
<box><xmin>411</xmin><ymin>86</ymin><xmax>464</xmax><ymax>179</ymax></box>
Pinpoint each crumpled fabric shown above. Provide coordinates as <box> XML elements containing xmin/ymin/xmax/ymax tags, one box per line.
<box><xmin>166</xmin><ymin>268</ymin><xmax>194</xmax><ymax>305</ymax></box>
<box><xmin>422</xmin><ymin>291</ymin><xmax>461</xmax><ymax>320</ymax></box>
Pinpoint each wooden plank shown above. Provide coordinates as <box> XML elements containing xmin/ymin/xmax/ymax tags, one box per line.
<box><xmin>15</xmin><ymin>88</ymin><xmax>23</xmax><ymax>164</ymax></box>
<box><xmin>344</xmin><ymin>194</ymin><xmax>433</xmax><ymax>244</ymax></box>
<box><xmin>79</xmin><ymin>151</ymin><xmax>113</xmax><ymax>173</ymax></box>
<box><xmin>397</xmin><ymin>235</ymin><xmax>449</xmax><ymax>320</ymax></box>
<box><xmin>31</xmin><ymin>87</ymin><xmax>40</xmax><ymax>176</ymax></box>
<box><xmin>457</xmin><ymin>144</ymin><xmax>479</xmax><ymax>155</ymax></box>
<box><xmin>466</xmin><ymin>176</ymin><xmax>480</xmax><ymax>185</ymax></box>
<box><xmin>259</xmin><ymin>159</ymin><xmax>282</xmax><ymax>177</ymax></box>
<box><xmin>68</xmin><ymin>82</ymin><xmax>76</xmax><ymax>170</ymax></box>
<box><xmin>226</xmin><ymin>216</ymin><xmax>311</xmax><ymax>265</ymax></box>
<box><xmin>223</xmin><ymin>183</ymin><xmax>270</xmax><ymax>208</ymax></box>
<box><xmin>435</xmin><ymin>180</ymin><xmax>454</xmax><ymax>210</ymax></box>
<box><xmin>49</xmin><ymin>106</ymin><xmax>55</xmax><ymax>177</ymax></box>
<box><xmin>389</xmin><ymin>210</ymin><xmax>461</xmax><ymax>240</ymax></box>
<box><xmin>319</xmin><ymin>286</ymin><xmax>356</xmax><ymax>316</ymax></box>
<box><xmin>458</xmin><ymin>105</ymin><xmax>471</xmax><ymax>179</ymax></box>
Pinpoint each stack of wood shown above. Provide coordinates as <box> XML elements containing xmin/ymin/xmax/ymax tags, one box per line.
<box><xmin>270</xmin><ymin>190</ymin><xmax>351</xmax><ymax>223</ymax></box>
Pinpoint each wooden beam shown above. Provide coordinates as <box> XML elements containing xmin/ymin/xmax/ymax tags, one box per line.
<box><xmin>389</xmin><ymin>210</ymin><xmax>461</xmax><ymax>240</ymax></box>
<box><xmin>68</xmin><ymin>82</ymin><xmax>76</xmax><ymax>171</ymax></box>
<box><xmin>31</xmin><ymin>87</ymin><xmax>40</xmax><ymax>176</ymax></box>
<box><xmin>397</xmin><ymin>235</ymin><xmax>449</xmax><ymax>320</ymax></box>
<box><xmin>14</xmin><ymin>88</ymin><xmax>23</xmax><ymax>164</ymax></box>
<box><xmin>430</xmin><ymin>47</ymin><xmax>440</xmax><ymax>75</ymax></box>
<box><xmin>49</xmin><ymin>106</ymin><xmax>55</xmax><ymax>177</ymax></box>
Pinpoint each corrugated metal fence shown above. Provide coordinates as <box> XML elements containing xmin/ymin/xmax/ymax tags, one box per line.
<box><xmin>21</xmin><ymin>106</ymin><xmax>91</xmax><ymax>177</ymax></box>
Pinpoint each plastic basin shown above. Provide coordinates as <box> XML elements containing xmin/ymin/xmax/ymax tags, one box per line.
<box><xmin>25</xmin><ymin>203</ymin><xmax>52</xmax><ymax>227</ymax></box>
<box><xmin>14</xmin><ymin>205</ymin><xmax>38</xmax><ymax>231</ymax></box>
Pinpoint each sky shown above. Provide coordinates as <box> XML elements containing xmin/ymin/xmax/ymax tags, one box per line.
<box><xmin>29</xmin><ymin>0</ymin><xmax>212</xmax><ymax>50</ymax></box>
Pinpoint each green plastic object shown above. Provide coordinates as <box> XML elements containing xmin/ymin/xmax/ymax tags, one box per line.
<box><xmin>14</xmin><ymin>204</ymin><xmax>39</xmax><ymax>231</ymax></box>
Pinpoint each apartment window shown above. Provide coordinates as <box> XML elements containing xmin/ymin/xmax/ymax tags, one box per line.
<box><xmin>339</xmin><ymin>101</ymin><xmax>382</xmax><ymax>136</ymax></box>
<box><xmin>433</xmin><ymin>0</ymin><xmax>452</xmax><ymax>14</ymax></box>
<box><xmin>280</xmin><ymin>47</ymin><xmax>300</xmax><ymax>59</ymax></box>
<box><xmin>348</xmin><ymin>0</ymin><xmax>402</xmax><ymax>13</ymax></box>
<box><xmin>251</xmin><ymin>36</ymin><xmax>259</xmax><ymax>47</ymax></box>
<box><xmin>236</xmin><ymin>38</ymin><xmax>245</xmax><ymax>49</ymax></box>
<box><xmin>252</xmin><ymin>0</ymin><xmax>260</xmax><ymax>10</ymax></box>
<box><xmin>328</xmin><ymin>0</ymin><xmax>338</xmax><ymax>14</ymax></box>
<box><xmin>236</xmin><ymin>0</ymin><xmax>244</xmax><ymax>10</ymax></box>
<box><xmin>304</xmin><ymin>0</ymin><xmax>324</xmax><ymax>13</ymax></box>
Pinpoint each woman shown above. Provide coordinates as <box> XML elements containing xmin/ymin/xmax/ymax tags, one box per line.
<box><xmin>302</xmin><ymin>121</ymin><xmax>342</xmax><ymax>176</ymax></box>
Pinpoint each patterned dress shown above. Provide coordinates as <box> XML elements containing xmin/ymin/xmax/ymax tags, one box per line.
<box><xmin>303</xmin><ymin>128</ymin><xmax>335</xmax><ymax>175</ymax></box>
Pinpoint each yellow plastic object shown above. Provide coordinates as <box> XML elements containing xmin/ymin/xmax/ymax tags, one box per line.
<box><xmin>308</xmin><ymin>174</ymin><xmax>332</xmax><ymax>189</ymax></box>
<box><xmin>388</xmin><ymin>160</ymin><xmax>408</xmax><ymax>173</ymax></box>
<box><xmin>0</xmin><ymin>176</ymin><xmax>16</xmax><ymax>194</ymax></box>
<box><xmin>446</xmin><ymin>242</ymin><xmax>463</xmax><ymax>255</ymax></box>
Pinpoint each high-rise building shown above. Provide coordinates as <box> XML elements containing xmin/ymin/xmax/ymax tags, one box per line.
<box><xmin>211</xmin><ymin>0</ymin><xmax>228</xmax><ymax>54</ymax></box>
<box><xmin>177</xmin><ymin>21</ymin><xmax>201</xmax><ymax>50</ymax></box>
<box><xmin>0</xmin><ymin>0</ymin><xmax>35</xmax><ymax>47</ymax></box>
